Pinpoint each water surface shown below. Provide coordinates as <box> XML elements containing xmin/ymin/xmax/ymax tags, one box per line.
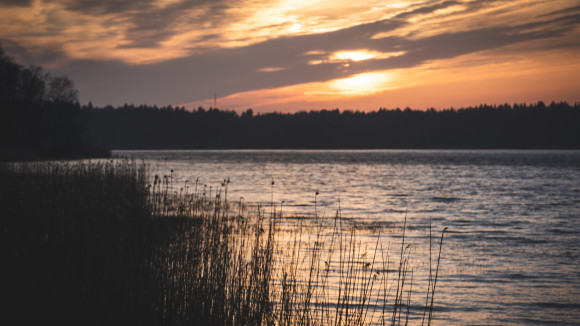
<box><xmin>115</xmin><ymin>149</ymin><xmax>580</xmax><ymax>325</ymax></box>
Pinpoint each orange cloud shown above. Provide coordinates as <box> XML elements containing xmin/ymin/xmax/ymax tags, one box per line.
<box><xmin>186</xmin><ymin>47</ymin><xmax>580</xmax><ymax>113</ymax></box>
<box><xmin>2</xmin><ymin>0</ymin><xmax>578</xmax><ymax>108</ymax></box>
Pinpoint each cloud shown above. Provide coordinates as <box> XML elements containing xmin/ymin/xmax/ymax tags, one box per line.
<box><xmin>538</xmin><ymin>4</ymin><xmax>580</xmax><ymax>18</ymax></box>
<box><xmin>1</xmin><ymin>0</ymin><xmax>578</xmax><ymax>108</ymax></box>
<box><xmin>0</xmin><ymin>0</ymin><xmax>242</xmax><ymax>64</ymax></box>
<box><xmin>54</xmin><ymin>3</ymin><xmax>578</xmax><ymax>107</ymax></box>
<box><xmin>197</xmin><ymin>48</ymin><xmax>580</xmax><ymax>113</ymax></box>
<box><xmin>392</xmin><ymin>0</ymin><xmax>461</xmax><ymax>20</ymax></box>
<box><xmin>0</xmin><ymin>0</ymin><xmax>33</xmax><ymax>7</ymax></box>
<box><xmin>2</xmin><ymin>0</ymin><xmax>425</xmax><ymax>65</ymax></box>
<box><xmin>54</xmin><ymin>0</ymin><xmax>229</xmax><ymax>51</ymax></box>
<box><xmin>57</xmin><ymin>0</ymin><xmax>150</xmax><ymax>15</ymax></box>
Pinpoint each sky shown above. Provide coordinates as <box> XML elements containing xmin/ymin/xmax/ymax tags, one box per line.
<box><xmin>1</xmin><ymin>0</ymin><xmax>579</xmax><ymax>113</ymax></box>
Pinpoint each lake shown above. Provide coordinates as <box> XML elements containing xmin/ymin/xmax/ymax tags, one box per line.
<box><xmin>114</xmin><ymin>149</ymin><xmax>580</xmax><ymax>325</ymax></box>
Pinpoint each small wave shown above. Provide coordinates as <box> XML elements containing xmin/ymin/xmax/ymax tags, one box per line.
<box><xmin>555</xmin><ymin>214</ymin><xmax>576</xmax><ymax>219</ymax></box>
<box><xmin>503</xmin><ymin>272</ymin><xmax>537</xmax><ymax>280</ymax></box>
<box><xmin>475</xmin><ymin>229</ymin><xmax>508</xmax><ymax>234</ymax></box>
<box><xmin>431</xmin><ymin>196</ymin><xmax>462</xmax><ymax>203</ymax></box>
<box><xmin>519</xmin><ymin>237</ymin><xmax>549</xmax><ymax>244</ymax></box>
<box><xmin>283</xmin><ymin>215</ymin><xmax>312</xmax><ymax>220</ymax></box>
<box><xmin>549</xmin><ymin>201</ymin><xmax>570</xmax><ymax>206</ymax></box>
<box><xmin>549</xmin><ymin>228</ymin><xmax>579</xmax><ymax>235</ymax></box>
<box><xmin>534</xmin><ymin>302</ymin><xmax>580</xmax><ymax>309</ymax></box>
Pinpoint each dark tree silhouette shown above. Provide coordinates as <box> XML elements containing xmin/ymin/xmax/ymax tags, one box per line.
<box><xmin>0</xmin><ymin>45</ymin><xmax>108</xmax><ymax>160</ymax></box>
<box><xmin>0</xmin><ymin>48</ymin><xmax>45</xmax><ymax>104</ymax></box>
<box><xmin>82</xmin><ymin>102</ymin><xmax>580</xmax><ymax>150</ymax></box>
<box><xmin>46</xmin><ymin>75</ymin><xmax>79</xmax><ymax>103</ymax></box>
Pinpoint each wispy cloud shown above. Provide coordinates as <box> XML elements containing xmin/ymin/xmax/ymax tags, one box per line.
<box><xmin>1</xmin><ymin>0</ymin><xmax>578</xmax><ymax>109</ymax></box>
<box><xmin>1</xmin><ymin>0</ymin><xmax>414</xmax><ymax>64</ymax></box>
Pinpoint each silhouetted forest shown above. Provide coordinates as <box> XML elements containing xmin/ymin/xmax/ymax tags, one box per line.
<box><xmin>3</xmin><ymin>45</ymin><xmax>579</xmax><ymax>152</ymax></box>
<box><xmin>0</xmin><ymin>46</ymin><xmax>108</xmax><ymax>160</ymax></box>
<box><xmin>84</xmin><ymin>102</ymin><xmax>580</xmax><ymax>149</ymax></box>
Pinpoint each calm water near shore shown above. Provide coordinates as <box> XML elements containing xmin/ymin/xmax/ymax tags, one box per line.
<box><xmin>115</xmin><ymin>149</ymin><xmax>580</xmax><ymax>325</ymax></box>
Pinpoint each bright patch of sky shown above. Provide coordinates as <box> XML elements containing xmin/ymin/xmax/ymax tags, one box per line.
<box><xmin>1</xmin><ymin>0</ymin><xmax>578</xmax><ymax>110</ymax></box>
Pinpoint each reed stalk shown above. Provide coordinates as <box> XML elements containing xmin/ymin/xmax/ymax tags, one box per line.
<box><xmin>2</xmin><ymin>161</ymin><xmax>447</xmax><ymax>326</ymax></box>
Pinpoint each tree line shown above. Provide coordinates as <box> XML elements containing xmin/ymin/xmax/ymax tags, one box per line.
<box><xmin>83</xmin><ymin>101</ymin><xmax>580</xmax><ymax>149</ymax></box>
<box><xmin>2</xmin><ymin>44</ymin><xmax>579</xmax><ymax>153</ymax></box>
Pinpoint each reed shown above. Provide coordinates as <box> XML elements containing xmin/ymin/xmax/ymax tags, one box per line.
<box><xmin>2</xmin><ymin>159</ymin><xmax>156</xmax><ymax>325</ymax></box>
<box><xmin>2</xmin><ymin>161</ymin><xmax>447</xmax><ymax>325</ymax></box>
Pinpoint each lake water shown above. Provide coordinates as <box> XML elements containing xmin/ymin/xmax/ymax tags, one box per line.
<box><xmin>115</xmin><ymin>149</ymin><xmax>580</xmax><ymax>325</ymax></box>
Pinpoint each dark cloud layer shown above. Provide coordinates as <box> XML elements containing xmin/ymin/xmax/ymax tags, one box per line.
<box><xmin>57</xmin><ymin>0</ymin><xmax>234</xmax><ymax>48</ymax></box>
<box><xmin>58</xmin><ymin>0</ymin><xmax>150</xmax><ymax>15</ymax></box>
<box><xmin>0</xmin><ymin>0</ymin><xmax>33</xmax><ymax>7</ymax></box>
<box><xmin>56</xmin><ymin>7</ymin><xmax>579</xmax><ymax>106</ymax></box>
<box><xmin>0</xmin><ymin>39</ymin><xmax>66</xmax><ymax>68</ymax></box>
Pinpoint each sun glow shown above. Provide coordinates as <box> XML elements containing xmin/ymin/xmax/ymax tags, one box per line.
<box><xmin>188</xmin><ymin>47</ymin><xmax>580</xmax><ymax>113</ymax></box>
<box><xmin>330</xmin><ymin>72</ymin><xmax>392</xmax><ymax>96</ymax></box>
<box><xmin>257</xmin><ymin>67</ymin><xmax>286</xmax><ymax>72</ymax></box>
<box><xmin>331</xmin><ymin>50</ymin><xmax>378</xmax><ymax>61</ymax></box>
<box><xmin>309</xmin><ymin>49</ymin><xmax>406</xmax><ymax>65</ymax></box>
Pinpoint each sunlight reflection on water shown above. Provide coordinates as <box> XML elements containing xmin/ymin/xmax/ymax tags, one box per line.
<box><xmin>114</xmin><ymin>149</ymin><xmax>580</xmax><ymax>325</ymax></box>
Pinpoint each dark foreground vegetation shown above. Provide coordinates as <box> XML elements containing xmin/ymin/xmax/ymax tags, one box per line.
<box><xmin>3</xmin><ymin>161</ymin><xmax>446</xmax><ymax>325</ymax></box>
<box><xmin>84</xmin><ymin>101</ymin><xmax>580</xmax><ymax>149</ymax></box>
<box><xmin>0</xmin><ymin>46</ymin><xmax>108</xmax><ymax>160</ymax></box>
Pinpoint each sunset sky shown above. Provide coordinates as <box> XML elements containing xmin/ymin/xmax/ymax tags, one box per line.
<box><xmin>1</xmin><ymin>0</ymin><xmax>579</xmax><ymax>113</ymax></box>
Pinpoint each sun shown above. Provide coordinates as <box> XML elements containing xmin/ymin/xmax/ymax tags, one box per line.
<box><xmin>331</xmin><ymin>72</ymin><xmax>392</xmax><ymax>96</ymax></box>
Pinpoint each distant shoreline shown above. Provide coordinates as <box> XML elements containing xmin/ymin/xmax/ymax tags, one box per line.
<box><xmin>0</xmin><ymin>146</ymin><xmax>111</xmax><ymax>162</ymax></box>
<box><xmin>84</xmin><ymin>102</ymin><xmax>580</xmax><ymax>150</ymax></box>
<box><xmin>110</xmin><ymin>147</ymin><xmax>580</xmax><ymax>151</ymax></box>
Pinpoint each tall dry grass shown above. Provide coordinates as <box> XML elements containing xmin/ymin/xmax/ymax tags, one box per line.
<box><xmin>2</xmin><ymin>160</ymin><xmax>157</xmax><ymax>325</ymax></box>
<box><xmin>2</xmin><ymin>160</ymin><xmax>446</xmax><ymax>325</ymax></box>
